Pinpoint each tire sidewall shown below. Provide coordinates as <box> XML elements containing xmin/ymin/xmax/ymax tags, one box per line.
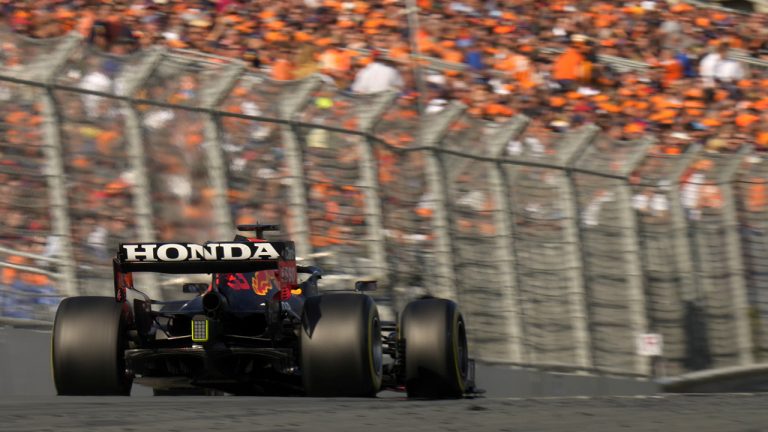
<box><xmin>300</xmin><ymin>293</ymin><xmax>382</xmax><ymax>396</ymax></box>
<box><xmin>52</xmin><ymin>297</ymin><xmax>132</xmax><ymax>395</ymax></box>
<box><xmin>401</xmin><ymin>298</ymin><xmax>467</xmax><ymax>398</ymax></box>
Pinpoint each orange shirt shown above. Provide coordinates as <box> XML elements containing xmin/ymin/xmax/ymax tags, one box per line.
<box><xmin>700</xmin><ymin>185</ymin><xmax>723</xmax><ymax>208</ymax></box>
<box><xmin>272</xmin><ymin>59</ymin><xmax>295</xmax><ymax>81</ymax></box>
<box><xmin>319</xmin><ymin>49</ymin><xmax>353</xmax><ymax>72</ymax></box>
<box><xmin>756</xmin><ymin>131</ymin><xmax>768</xmax><ymax>147</ymax></box>
<box><xmin>736</xmin><ymin>113</ymin><xmax>760</xmax><ymax>128</ymax></box>
<box><xmin>746</xmin><ymin>181</ymin><xmax>766</xmax><ymax>211</ymax></box>
<box><xmin>2</xmin><ymin>255</ymin><xmax>24</xmax><ymax>285</ymax></box>
<box><xmin>661</xmin><ymin>59</ymin><xmax>683</xmax><ymax>87</ymax></box>
<box><xmin>552</xmin><ymin>48</ymin><xmax>584</xmax><ymax>81</ymax></box>
<box><xmin>495</xmin><ymin>54</ymin><xmax>533</xmax><ymax>86</ymax></box>
<box><xmin>388</xmin><ymin>44</ymin><xmax>410</xmax><ymax>61</ymax></box>
<box><xmin>416</xmin><ymin>30</ymin><xmax>436</xmax><ymax>54</ymax></box>
<box><xmin>442</xmin><ymin>48</ymin><xmax>463</xmax><ymax>64</ymax></box>
<box><xmin>441</xmin><ymin>48</ymin><xmax>463</xmax><ymax>77</ymax></box>
<box><xmin>2</xmin><ymin>255</ymin><xmax>50</xmax><ymax>286</ymax></box>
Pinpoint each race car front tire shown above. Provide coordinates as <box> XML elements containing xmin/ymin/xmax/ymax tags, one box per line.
<box><xmin>52</xmin><ymin>296</ymin><xmax>133</xmax><ymax>396</ymax></box>
<box><xmin>400</xmin><ymin>298</ymin><xmax>468</xmax><ymax>398</ymax></box>
<box><xmin>300</xmin><ymin>293</ymin><xmax>382</xmax><ymax>397</ymax></box>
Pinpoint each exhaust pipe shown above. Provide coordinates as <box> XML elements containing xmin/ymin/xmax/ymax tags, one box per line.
<box><xmin>202</xmin><ymin>291</ymin><xmax>228</xmax><ymax>318</ymax></box>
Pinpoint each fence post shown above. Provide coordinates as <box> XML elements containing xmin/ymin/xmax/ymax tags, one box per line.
<box><xmin>39</xmin><ymin>33</ymin><xmax>82</xmax><ymax>298</ymax></box>
<box><xmin>721</xmin><ymin>146</ymin><xmax>756</xmax><ymax>366</ymax></box>
<box><xmin>201</xmin><ymin>61</ymin><xmax>246</xmax><ymax>240</ymax></box>
<box><xmin>115</xmin><ymin>48</ymin><xmax>166</xmax><ymax>299</ymax></box>
<box><xmin>423</xmin><ymin>103</ymin><xmax>465</xmax><ymax>301</ymax></box>
<box><xmin>121</xmin><ymin>48</ymin><xmax>164</xmax><ymax>245</ymax></box>
<box><xmin>487</xmin><ymin>115</ymin><xmax>529</xmax><ymax>363</ymax></box>
<box><xmin>562</xmin><ymin>125</ymin><xmax>602</xmax><ymax>370</ymax></box>
<box><xmin>735</xmin><ymin>156</ymin><xmax>768</xmax><ymax>362</ymax></box>
<box><xmin>618</xmin><ymin>136</ymin><xmax>655</xmax><ymax>376</ymax></box>
<box><xmin>279</xmin><ymin>76</ymin><xmax>322</xmax><ymax>260</ymax></box>
<box><xmin>667</xmin><ymin>144</ymin><xmax>702</xmax><ymax>303</ymax></box>
<box><xmin>358</xmin><ymin>92</ymin><xmax>398</xmax><ymax>284</ymax></box>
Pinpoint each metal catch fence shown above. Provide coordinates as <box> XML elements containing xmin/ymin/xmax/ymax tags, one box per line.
<box><xmin>0</xmin><ymin>31</ymin><xmax>766</xmax><ymax>378</ymax></box>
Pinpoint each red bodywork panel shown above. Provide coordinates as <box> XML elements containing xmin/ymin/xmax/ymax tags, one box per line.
<box><xmin>278</xmin><ymin>260</ymin><xmax>297</xmax><ymax>300</ymax></box>
<box><xmin>113</xmin><ymin>258</ymin><xmax>133</xmax><ymax>303</ymax></box>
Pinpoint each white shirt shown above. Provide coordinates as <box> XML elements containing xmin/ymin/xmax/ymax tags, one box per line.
<box><xmin>351</xmin><ymin>61</ymin><xmax>404</xmax><ymax>94</ymax></box>
<box><xmin>425</xmin><ymin>98</ymin><xmax>448</xmax><ymax>114</ymax></box>
<box><xmin>42</xmin><ymin>235</ymin><xmax>62</xmax><ymax>260</ymax></box>
<box><xmin>449</xmin><ymin>2</ymin><xmax>475</xmax><ymax>14</ymax></box>
<box><xmin>635</xmin><ymin>193</ymin><xmax>669</xmax><ymax>215</ymax></box>
<box><xmin>641</xmin><ymin>1</ymin><xmax>657</xmax><ymax>11</ymax></box>
<box><xmin>681</xmin><ymin>173</ymin><xmax>704</xmax><ymax>209</ymax></box>
<box><xmin>457</xmin><ymin>191</ymin><xmax>485</xmax><ymax>212</ymax></box>
<box><xmin>699</xmin><ymin>52</ymin><xmax>745</xmax><ymax>85</ymax></box>
<box><xmin>583</xmin><ymin>191</ymin><xmax>615</xmax><ymax>227</ymax></box>
<box><xmin>650</xmin><ymin>194</ymin><xmax>669</xmax><ymax>214</ymax></box>
<box><xmin>524</xmin><ymin>136</ymin><xmax>545</xmax><ymax>157</ymax></box>
<box><xmin>632</xmin><ymin>193</ymin><xmax>650</xmax><ymax>212</ymax></box>
<box><xmin>699</xmin><ymin>52</ymin><xmax>722</xmax><ymax>87</ymax></box>
<box><xmin>80</xmin><ymin>71</ymin><xmax>111</xmax><ymax>116</ymax></box>
<box><xmin>87</xmin><ymin>226</ymin><xmax>108</xmax><ymax>250</ymax></box>
<box><xmin>715</xmin><ymin>59</ymin><xmax>745</xmax><ymax>83</ymax></box>
<box><xmin>660</xmin><ymin>20</ymin><xmax>681</xmax><ymax>34</ymax></box>
<box><xmin>507</xmin><ymin>139</ymin><xmax>523</xmax><ymax>156</ymax></box>
<box><xmin>80</xmin><ymin>70</ymin><xmax>110</xmax><ymax>93</ymax></box>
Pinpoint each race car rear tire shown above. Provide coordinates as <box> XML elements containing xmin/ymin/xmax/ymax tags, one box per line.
<box><xmin>300</xmin><ymin>293</ymin><xmax>382</xmax><ymax>397</ymax></box>
<box><xmin>52</xmin><ymin>296</ymin><xmax>133</xmax><ymax>396</ymax></box>
<box><xmin>400</xmin><ymin>298</ymin><xmax>468</xmax><ymax>398</ymax></box>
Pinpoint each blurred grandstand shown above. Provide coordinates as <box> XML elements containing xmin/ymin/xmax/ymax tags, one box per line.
<box><xmin>0</xmin><ymin>0</ymin><xmax>766</xmax><ymax>378</ymax></box>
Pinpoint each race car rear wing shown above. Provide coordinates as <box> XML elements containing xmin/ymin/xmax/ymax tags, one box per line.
<box><xmin>114</xmin><ymin>241</ymin><xmax>295</xmax><ymax>273</ymax></box>
<box><xmin>113</xmin><ymin>241</ymin><xmax>297</xmax><ymax>302</ymax></box>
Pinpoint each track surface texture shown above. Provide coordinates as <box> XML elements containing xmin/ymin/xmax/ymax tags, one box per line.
<box><xmin>1</xmin><ymin>394</ymin><xmax>767</xmax><ymax>432</ymax></box>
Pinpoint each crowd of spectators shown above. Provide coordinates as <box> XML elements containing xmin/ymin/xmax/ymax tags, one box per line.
<box><xmin>3</xmin><ymin>0</ymin><xmax>768</xmax><ymax>155</ymax></box>
<box><xmin>0</xmin><ymin>87</ymin><xmax>60</xmax><ymax>319</ymax></box>
<box><xmin>0</xmin><ymin>0</ymin><xmax>767</xmax><ymax>315</ymax></box>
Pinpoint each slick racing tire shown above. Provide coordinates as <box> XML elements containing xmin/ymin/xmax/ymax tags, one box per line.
<box><xmin>52</xmin><ymin>296</ymin><xmax>133</xmax><ymax>396</ymax></box>
<box><xmin>400</xmin><ymin>298</ymin><xmax>468</xmax><ymax>399</ymax></box>
<box><xmin>301</xmin><ymin>293</ymin><xmax>382</xmax><ymax>397</ymax></box>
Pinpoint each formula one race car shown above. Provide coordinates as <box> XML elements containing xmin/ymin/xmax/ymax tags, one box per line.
<box><xmin>52</xmin><ymin>224</ymin><xmax>475</xmax><ymax>398</ymax></box>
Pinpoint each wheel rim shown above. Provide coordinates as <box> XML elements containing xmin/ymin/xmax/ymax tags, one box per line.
<box><xmin>371</xmin><ymin>315</ymin><xmax>383</xmax><ymax>382</ymax></box>
<box><xmin>116</xmin><ymin>312</ymin><xmax>132</xmax><ymax>393</ymax></box>
<box><xmin>456</xmin><ymin>318</ymin><xmax>468</xmax><ymax>381</ymax></box>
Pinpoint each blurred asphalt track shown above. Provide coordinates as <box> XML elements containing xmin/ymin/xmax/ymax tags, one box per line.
<box><xmin>2</xmin><ymin>328</ymin><xmax>766</xmax><ymax>431</ymax></box>
<box><xmin>0</xmin><ymin>328</ymin><xmax>659</xmax><ymax>397</ymax></box>
<box><xmin>0</xmin><ymin>394</ymin><xmax>766</xmax><ymax>432</ymax></box>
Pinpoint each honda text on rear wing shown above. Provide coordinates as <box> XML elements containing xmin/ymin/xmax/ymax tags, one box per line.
<box><xmin>113</xmin><ymin>241</ymin><xmax>297</xmax><ymax>302</ymax></box>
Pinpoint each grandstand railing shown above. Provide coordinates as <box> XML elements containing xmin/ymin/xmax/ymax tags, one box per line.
<box><xmin>0</xmin><ymin>31</ymin><xmax>766</xmax><ymax>378</ymax></box>
<box><xmin>0</xmin><ymin>245</ymin><xmax>65</xmax><ymax>325</ymax></box>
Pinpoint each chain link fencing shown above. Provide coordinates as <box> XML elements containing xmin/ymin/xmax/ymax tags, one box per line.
<box><xmin>632</xmin><ymin>146</ymin><xmax>701</xmax><ymax>376</ymax></box>
<box><xmin>735</xmin><ymin>155</ymin><xmax>768</xmax><ymax>362</ymax></box>
<box><xmin>372</xmin><ymin>97</ymin><xmax>437</xmax><ymax>310</ymax></box>
<box><xmin>503</xmin><ymin>122</ymin><xmax>598</xmax><ymax>368</ymax></box>
<box><xmin>572</xmin><ymin>136</ymin><xmax>652</xmax><ymax>374</ymax></box>
<box><xmin>0</xmin><ymin>33</ymin><xmax>766</xmax><ymax>378</ymax></box>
